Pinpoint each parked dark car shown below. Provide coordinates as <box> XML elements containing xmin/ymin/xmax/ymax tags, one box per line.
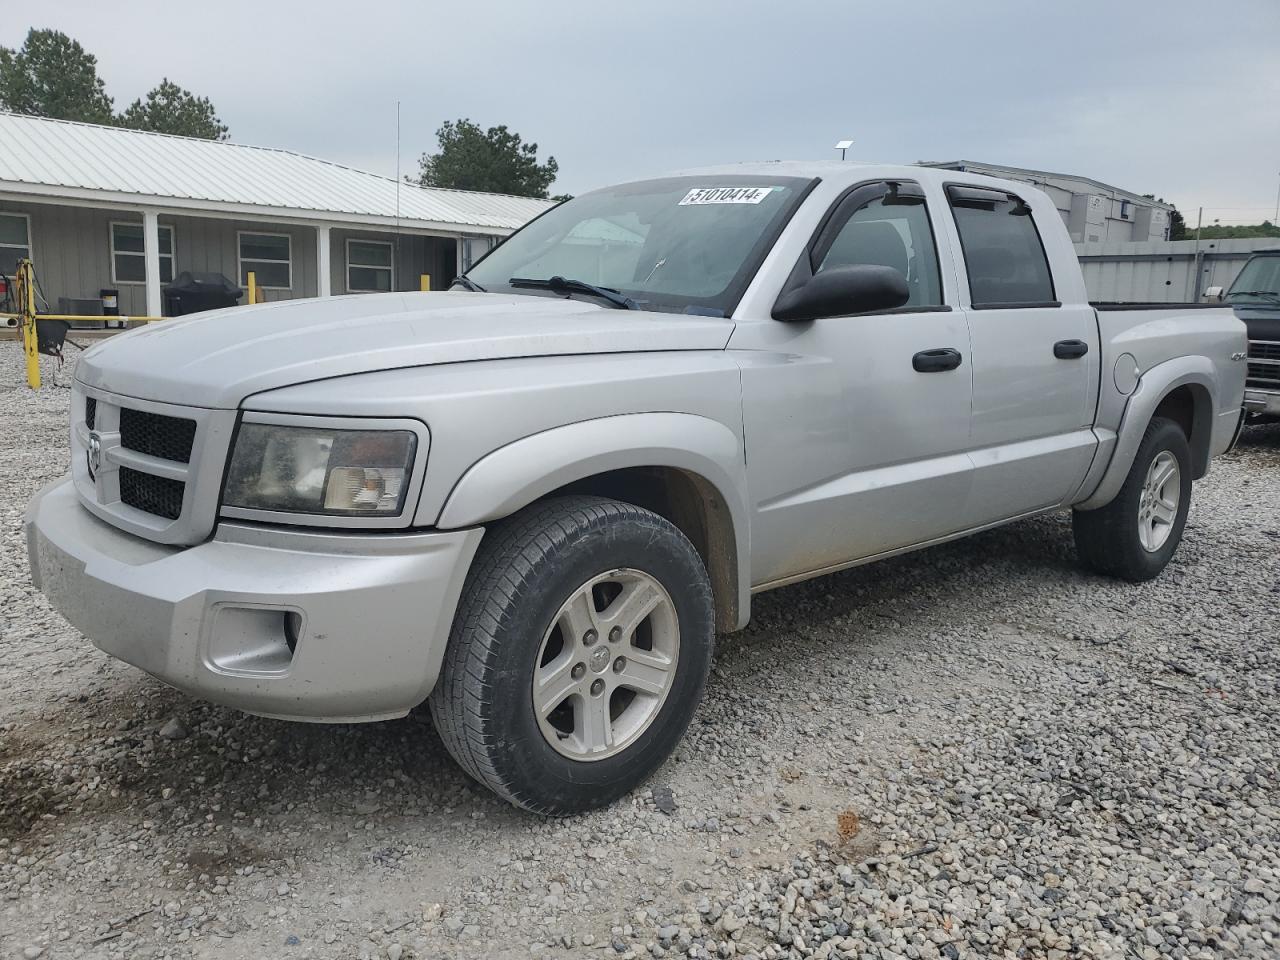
<box><xmin>1222</xmin><ymin>251</ymin><xmax>1280</xmax><ymax>422</ymax></box>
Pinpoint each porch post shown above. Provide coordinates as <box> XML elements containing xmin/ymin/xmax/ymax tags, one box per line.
<box><xmin>316</xmin><ymin>224</ymin><xmax>332</xmax><ymax>297</ymax></box>
<box><xmin>143</xmin><ymin>210</ymin><xmax>162</xmax><ymax>317</ymax></box>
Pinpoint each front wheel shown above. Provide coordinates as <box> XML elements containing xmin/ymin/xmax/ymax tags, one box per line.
<box><xmin>429</xmin><ymin>495</ymin><xmax>715</xmax><ymax>814</ymax></box>
<box><xmin>1072</xmin><ymin>416</ymin><xmax>1192</xmax><ymax>582</ymax></box>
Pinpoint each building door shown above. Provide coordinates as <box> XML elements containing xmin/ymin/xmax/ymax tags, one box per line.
<box><xmin>458</xmin><ymin>236</ymin><xmax>494</xmax><ymax>274</ymax></box>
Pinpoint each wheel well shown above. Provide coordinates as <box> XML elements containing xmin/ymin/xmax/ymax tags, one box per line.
<box><xmin>539</xmin><ymin>467</ymin><xmax>739</xmax><ymax>632</ymax></box>
<box><xmin>1153</xmin><ymin>384</ymin><xmax>1212</xmax><ymax>478</ymax></box>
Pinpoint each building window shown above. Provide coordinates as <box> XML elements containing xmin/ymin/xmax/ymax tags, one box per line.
<box><xmin>238</xmin><ymin>232</ymin><xmax>292</xmax><ymax>289</ymax></box>
<box><xmin>111</xmin><ymin>222</ymin><xmax>175</xmax><ymax>284</ymax></box>
<box><xmin>0</xmin><ymin>212</ymin><xmax>32</xmax><ymax>276</ymax></box>
<box><xmin>347</xmin><ymin>239</ymin><xmax>394</xmax><ymax>292</ymax></box>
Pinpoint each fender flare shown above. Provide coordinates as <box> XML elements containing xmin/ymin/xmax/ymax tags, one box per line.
<box><xmin>1076</xmin><ymin>355</ymin><xmax>1218</xmax><ymax>511</ymax></box>
<box><xmin>436</xmin><ymin>412</ymin><xmax>752</xmax><ymax>629</ymax></box>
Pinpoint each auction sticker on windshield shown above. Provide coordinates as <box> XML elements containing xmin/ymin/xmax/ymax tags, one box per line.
<box><xmin>678</xmin><ymin>186</ymin><xmax>774</xmax><ymax>205</ymax></box>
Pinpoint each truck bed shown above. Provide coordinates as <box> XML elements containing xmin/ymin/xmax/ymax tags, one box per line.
<box><xmin>1091</xmin><ymin>302</ymin><xmax>1228</xmax><ymax>311</ymax></box>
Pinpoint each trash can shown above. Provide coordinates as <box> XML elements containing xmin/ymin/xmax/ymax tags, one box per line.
<box><xmin>162</xmin><ymin>272</ymin><xmax>244</xmax><ymax>317</ymax></box>
<box><xmin>98</xmin><ymin>289</ymin><xmax>125</xmax><ymax>328</ymax></box>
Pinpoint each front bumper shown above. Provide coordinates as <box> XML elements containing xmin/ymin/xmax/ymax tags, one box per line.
<box><xmin>1244</xmin><ymin>388</ymin><xmax>1280</xmax><ymax>418</ymax></box>
<box><xmin>26</xmin><ymin>478</ymin><xmax>482</xmax><ymax>722</ymax></box>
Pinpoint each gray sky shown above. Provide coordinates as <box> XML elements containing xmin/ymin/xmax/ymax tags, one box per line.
<box><xmin>11</xmin><ymin>0</ymin><xmax>1280</xmax><ymax>222</ymax></box>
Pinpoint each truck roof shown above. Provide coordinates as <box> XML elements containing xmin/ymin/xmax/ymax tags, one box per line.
<box><xmin>637</xmin><ymin>160</ymin><xmax>1042</xmax><ymax>196</ymax></box>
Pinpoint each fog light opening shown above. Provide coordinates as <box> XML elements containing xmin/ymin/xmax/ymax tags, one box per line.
<box><xmin>284</xmin><ymin>611</ymin><xmax>303</xmax><ymax>653</ymax></box>
<box><xmin>207</xmin><ymin>605</ymin><xmax>297</xmax><ymax>677</ymax></box>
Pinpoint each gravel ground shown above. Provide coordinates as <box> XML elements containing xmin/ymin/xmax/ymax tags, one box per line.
<box><xmin>1</xmin><ymin>340</ymin><xmax>1277</xmax><ymax>960</ymax></box>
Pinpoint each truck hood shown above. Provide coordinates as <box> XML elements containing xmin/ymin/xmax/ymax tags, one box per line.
<box><xmin>74</xmin><ymin>291</ymin><xmax>736</xmax><ymax>408</ymax></box>
<box><xmin>1234</xmin><ymin>303</ymin><xmax>1280</xmax><ymax>343</ymax></box>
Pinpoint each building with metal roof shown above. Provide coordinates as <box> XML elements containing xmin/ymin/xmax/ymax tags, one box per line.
<box><xmin>0</xmin><ymin>112</ymin><xmax>554</xmax><ymax>319</ymax></box>
<box><xmin>918</xmin><ymin>160</ymin><xmax>1174</xmax><ymax>244</ymax></box>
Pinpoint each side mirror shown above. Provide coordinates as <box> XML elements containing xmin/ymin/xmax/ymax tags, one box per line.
<box><xmin>773</xmin><ymin>264</ymin><xmax>910</xmax><ymax>321</ymax></box>
<box><xmin>1203</xmin><ymin>286</ymin><xmax>1225</xmax><ymax>303</ymax></box>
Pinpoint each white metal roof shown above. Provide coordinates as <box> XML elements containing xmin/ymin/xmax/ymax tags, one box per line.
<box><xmin>0</xmin><ymin>112</ymin><xmax>554</xmax><ymax>235</ymax></box>
<box><xmin>918</xmin><ymin>160</ymin><xmax>1173</xmax><ymax>210</ymax></box>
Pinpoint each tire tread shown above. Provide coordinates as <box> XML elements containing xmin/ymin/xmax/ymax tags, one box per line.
<box><xmin>1073</xmin><ymin>416</ymin><xmax>1191</xmax><ymax>582</ymax></box>
<box><xmin>430</xmin><ymin>495</ymin><xmax>712</xmax><ymax>814</ymax></box>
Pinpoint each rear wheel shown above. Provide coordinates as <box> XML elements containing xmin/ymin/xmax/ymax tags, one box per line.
<box><xmin>1072</xmin><ymin>416</ymin><xmax>1192</xmax><ymax>582</ymax></box>
<box><xmin>429</xmin><ymin>495</ymin><xmax>714</xmax><ymax>814</ymax></box>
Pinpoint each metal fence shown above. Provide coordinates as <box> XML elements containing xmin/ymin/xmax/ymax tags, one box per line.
<box><xmin>1076</xmin><ymin>237</ymin><xmax>1278</xmax><ymax>303</ymax></box>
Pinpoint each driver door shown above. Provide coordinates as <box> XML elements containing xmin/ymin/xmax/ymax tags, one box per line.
<box><xmin>732</xmin><ymin>180</ymin><xmax>975</xmax><ymax>588</ymax></box>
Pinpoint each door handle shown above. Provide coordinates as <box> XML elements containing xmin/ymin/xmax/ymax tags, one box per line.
<box><xmin>1054</xmin><ymin>339</ymin><xmax>1090</xmax><ymax>359</ymax></box>
<box><xmin>912</xmin><ymin>347</ymin><xmax>963</xmax><ymax>373</ymax></box>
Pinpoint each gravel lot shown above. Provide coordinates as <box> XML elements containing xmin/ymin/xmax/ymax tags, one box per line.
<box><xmin>1</xmin><ymin>341</ymin><xmax>1277</xmax><ymax>960</ymax></box>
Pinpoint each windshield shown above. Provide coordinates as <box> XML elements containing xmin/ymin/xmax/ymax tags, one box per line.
<box><xmin>467</xmin><ymin>175</ymin><xmax>813</xmax><ymax>315</ymax></box>
<box><xmin>1227</xmin><ymin>254</ymin><xmax>1280</xmax><ymax>302</ymax></box>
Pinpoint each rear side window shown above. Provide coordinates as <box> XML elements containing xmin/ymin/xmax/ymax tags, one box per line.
<box><xmin>817</xmin><ymin>187</ymin><xmax>943</xmax><ymax>308</ymax></box>
<box><xmin>947</xmin><ymin>186</ymin><xmax>1056</xmax><ymax>307</ymax></box>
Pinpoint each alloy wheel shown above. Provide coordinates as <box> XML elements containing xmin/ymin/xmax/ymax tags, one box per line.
<box><xmin>532</xmin><ymin>569</ymin><xmax>680</xmax><ymax>761</ymax></box>
<box><xmin>1137</xmin><ymin>450</ymin><xmax>1180</xmax><ymax>552</ymax></box>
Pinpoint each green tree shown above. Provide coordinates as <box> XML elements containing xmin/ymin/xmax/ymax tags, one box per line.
<box><xmin>1186</xmin><ymin>221</ymin><xmax>1280</xmax><ymax>241</ymax></box>
<box><xmin>0</xmin><ymin>28</ymin><xmax>114</xmax><ymax>123</ymax></box>
<box><xmin>417</xmin><ymin>119</ymin><xmax>558</xmax><ymax>198</ymax></box>
<box><xmin>121</xmin><ymin>79</ymin><xmax>228</xmax><ymax>140</ymax></box>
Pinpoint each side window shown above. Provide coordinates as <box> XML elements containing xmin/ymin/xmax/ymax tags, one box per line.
<box><xmin>347</xmin><ymin>239</ymin><xmax>394</xmax><ymax>292</ymax></box>
<box><xmin>0</xmin><ymin>212</ymin><xmax>31</xmax><ymax>276</ymax></box>
<box><xmin>238</xmin><ymin>232</ymin><xmax>292</xmax><ymax>289</ymax></box>
<box><xmin>816</xmin><ymin>186</ymin><xmax>942</xmax><ymax>308</ymax></box>
<box><xmin>111</xmin><ymin>222</ymin><xmax>175</xmax><ymax>284</ymax></box>
<box><xmin>947</xmin><ymin>186</ymin><xmax>1055</xmax><ymax>306</ymax></box>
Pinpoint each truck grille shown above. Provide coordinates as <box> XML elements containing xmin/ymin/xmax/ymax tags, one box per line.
<box><xmin>120</xmin><ymin>408</ymin><xmax>197</xmax><ymax>463</ymax></box>
<box><xmin>119</xmin><ymin>467</ymin><xmax>185</xmax><ymax>520</ymax></box>
<box><xmin>1248</xmin><ymin>340</ymin><xmax>1280</xmax><ymax>390</ymax></box>
<box><xmin>71</xmin><ymin>384</ymin><xmax>235</xmax><ymax>545</ymax></box>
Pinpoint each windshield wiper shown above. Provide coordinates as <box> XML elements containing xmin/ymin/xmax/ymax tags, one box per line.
<box><xmin>509</xmin><ymin>275</ymin><xmax>637</xmax><ymax>310</ymax></box>
<box><xmin>1228</xmin><ymin>290</ymin><xmax>1280</xmax><ymax>304</ymax></box>
<box><xmin>450</xmin><ymin>275</ymin><xmax>486</xmax><ymax>293</ymax></box>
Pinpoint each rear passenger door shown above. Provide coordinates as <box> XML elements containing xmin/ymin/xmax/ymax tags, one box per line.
<box><xmin>945</xmin><ymin>184</ymin><xmax>1100</xmax><ymax>526</ymax></box>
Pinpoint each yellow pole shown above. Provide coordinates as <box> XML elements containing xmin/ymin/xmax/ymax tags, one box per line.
<box><xmin>419</xmin><ymin>273</ymin><xmax>431</xmax><ymax>292</ymax></box>
<box><xmin>19</xmin><ymin>259</ymin><xmax>40</xmax><ymax>390</ymax></box>
<box><xmin>247</xmin><ymin>271</ymin><xmax>257</xmax><ymax>305</ymax></box>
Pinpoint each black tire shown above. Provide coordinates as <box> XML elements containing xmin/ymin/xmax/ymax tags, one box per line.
<box><xmin>1072</xmin><ymin>416</ymin><xmax>1193</xmax><ymax>582</ymax></box>
<box><xmin>429</xmin><ymin>495</ymin><xmax>715</xmax><ymax>815</ymax></box>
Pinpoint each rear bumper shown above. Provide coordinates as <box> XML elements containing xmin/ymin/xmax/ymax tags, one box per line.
<box><xmin>1244</xmin><ymin>388</ymin><xmax>1280</xmax><ymax>418</ymax></box>
<box><xmin>26</xmin><ymin>477</ymin><xmax>482</xmax><ymax>722</ymax></box>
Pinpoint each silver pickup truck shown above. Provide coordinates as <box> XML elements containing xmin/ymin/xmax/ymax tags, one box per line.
<box><xmin>26</xmin><ymin>163</ymin><xmax>1247</xmax><ymax>814</ymax></box>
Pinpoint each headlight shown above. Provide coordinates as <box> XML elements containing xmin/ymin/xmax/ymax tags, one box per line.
<box><xmin>223</xmin><ymin>421</ymin><xmax>419</xmax><ymax>518</ymax></box>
